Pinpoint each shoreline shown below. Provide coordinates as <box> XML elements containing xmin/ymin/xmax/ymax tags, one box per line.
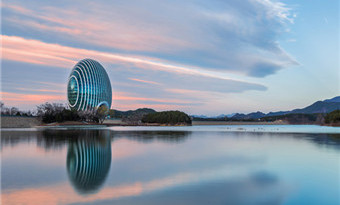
<box><xmin>1</xmin><ymin>116</ymin><xmax>339</xmax><ymax>128</ymax></box>
<box><xmin>192</xmin><ymin>120</ymin><xmax>289</xmax><ymax>126</ymax></box>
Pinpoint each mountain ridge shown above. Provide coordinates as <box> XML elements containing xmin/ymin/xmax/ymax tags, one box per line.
<box><xmin>193</xmin><ymin>96</ymin><xmax>340</xmax><ymax>120</ymax></box>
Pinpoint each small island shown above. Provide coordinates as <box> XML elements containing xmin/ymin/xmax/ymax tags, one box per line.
<box><xmin>141</xmin><ymin>111</ymin><xmax>192</xmax><ymax>126</ymax></box>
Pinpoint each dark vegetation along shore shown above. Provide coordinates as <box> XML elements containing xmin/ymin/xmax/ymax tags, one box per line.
<box><xmin>142</xmin><ymin>111</ymin><xmax>192</xmax><ymax>126</ymax></box>
<box><xmin>193</xmin><ymin>96</ymin><xmax>340</xmax><ymax>126</ymax></box>
<box><xmin>1</xmin><ymin>96</ymin><xmax>340</xmax><ymax>128</ymax></box>
<box><xmin>0</xmin><ymin>102</ymin><xmax>192</xmax><ymax>128</ymax></box>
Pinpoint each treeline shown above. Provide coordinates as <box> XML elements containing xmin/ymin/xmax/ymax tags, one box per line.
<box><xmin>142</xmin><ymin>111</ymin><xmax>192</xmax><ymax>125</ymax></box>
<box><xmin>260</xmin><ymin>113</ymin><xmax>324</xmax><ymax>124</ymax></box>
<box><xmin>36</xmin><ymin>102</ymin><xmax>108</xmax><ymax>123</ymax></box>
<box><xmin>325</xmin><ymin>110</ymin><xmax>340</xmax><ymax>124</ymax></box>
<box><xmin>0</xmin><ymin>102</ymin><xmax>34</xmax><ymax>116</ymax></box>
<box><xmin>192</xmin><ymin>116</ymin><xmax>259</xmax><ymax>122</ymax></box>
<box><xmin>193</xmin><ymin>113</ymin><xmax>327</xmax><ymax>124</ymax></box>
<box><xmin>36</xmin><ymin>103</ymin><xmax>80</xmax><ymax>123</ymax></box>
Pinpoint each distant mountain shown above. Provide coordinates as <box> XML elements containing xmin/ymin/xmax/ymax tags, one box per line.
<box><xmin>191</xmin><ymin>115</ymin><xmax>209</xmax><ymax>118</ymax></box>
<box><xmin>324</xmin><ymin>96</ymin><xmax>340</xmax><ymax>103</ymax></box>
<box><xmin>230</xmin><ymin>111</ymin><xmax>265</xmax><ymax>120</ymax></box>
<box><xmin>191</xmin><ymin>113</ymin><xmax>236</xmax><ymax>119</ymax></box>
<box><xmin>226</xmin><ymin>113</ymin><xmax>237</xmax><ymax>117</ymax></box>
<box><xmin>230</xmin><ymin>113</ymin><xmax>247</xmax><ymax>120</ymax></box>
<box><xmin>215</xmin><ymin>114</ymin><xmax>227</xmax><ymax>118</ymax></box>
<box><xmin>265</xmin><ymin>111</ymin><xmax>289</xmax><ymax>117</ymax></box>
<box><xmin>216</xmin><ymin>113</ymin><xmax>237</xmax><ymax>118</ymax></box>
<box><xmin>110</xmin><ymin>108</ymin><xmax>156</xmax><ymax>118</ymax></box>
<box><xmin>290</xmin><ymin>97</ymin><xmax>340</xmax><ymax>114</ymax></box>
<box><xmin>193</xmin><ymin>96</ymin><xmax>340</xmax><ymax>121</ymax></box>
<box><xmin>262</xmin><ymin>96</ymin><xmax>340</xmax><ymax>117</ymax></box>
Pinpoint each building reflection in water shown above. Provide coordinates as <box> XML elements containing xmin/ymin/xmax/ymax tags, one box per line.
<box><xmin>66</xmin><ymin>130</ymin><xmax>112</xmax><ymax>195</ymax></box>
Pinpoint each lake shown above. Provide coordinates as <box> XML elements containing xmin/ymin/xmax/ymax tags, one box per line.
<box><xmin>1</xmin><ymin>125</ymin><xmax>340</xmax><ymax>205</ymax></box>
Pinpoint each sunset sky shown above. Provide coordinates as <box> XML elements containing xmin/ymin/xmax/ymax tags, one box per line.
<box><xmin>1</xmin><ymin>0</ymin><xmax>339</xmax><ymax>115</ymax></box>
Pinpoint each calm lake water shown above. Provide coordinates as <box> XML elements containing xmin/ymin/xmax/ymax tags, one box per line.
<box><xmin>1</xmin><ymin>125</ymin><xmax>340</xmax><ymax>205</ymax></box>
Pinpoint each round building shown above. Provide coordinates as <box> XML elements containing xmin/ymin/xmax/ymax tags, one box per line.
<box><xmin>67</xmin><ymin>59</ymin><xmax>112</xmax><ymax>111</ymax></box>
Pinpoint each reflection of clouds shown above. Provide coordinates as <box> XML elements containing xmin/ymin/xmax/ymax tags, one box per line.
<box><xmin>123</xmin><ymin>172</ymin><xmax>286</xmax><ymax>205</ymax></box>
<box><xmin>2</xmin><ymin>1</ymin><xmax>296</xmax><ymax>76</ymax></box>
<box><xmin>67</xmin><ymin>131</ymin><xmax>112</xmax><ymax>195</ymax></box>
<box><xmin>1</xmin><ymin>168</ymin><xmax>286</xmax><ymax>205</ymax></box>
<box><xmin>1</xmin><ymin>129</ymin><xmax>338</xmax><ymax>204</ymax></box>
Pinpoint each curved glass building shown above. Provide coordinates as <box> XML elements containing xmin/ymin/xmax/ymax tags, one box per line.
<box><xmin>67</xmin><ymin>59</ymin><xmax>112</xmax><ymax>111</ymax></box>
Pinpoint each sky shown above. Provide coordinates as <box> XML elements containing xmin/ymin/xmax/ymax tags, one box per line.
<box><xmin>1</xmin><ymin>0</ymin><xmax>339</xmax><ymax>115</ymax></box>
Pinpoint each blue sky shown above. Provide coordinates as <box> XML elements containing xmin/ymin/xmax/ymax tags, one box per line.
<box><xmin>1</xmin><ymin>0</ymin><xmax>339</xmax><ymax>115</ymax></box>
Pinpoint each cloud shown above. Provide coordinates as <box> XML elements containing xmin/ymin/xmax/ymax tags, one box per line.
<box><xmin>1</xmin><ymin>35</ymin><xmax>260</xmax><ymax>82</ymax></box>
<box><xmin>0</xmin><ymin>91</ymin><xmax>66</xmax><ymax>108</ymax></box>
<box><xmin>1</xmin><ymin>35</ymin><xmax>266</xmax><ymax>113</ymax></box>
<box><xmin>2</xmin><ymin>0</ymin><xmax>298</xmax><ymax>77</ymax></box>
<box><xmin>128</xmin><ymin>78</ymin><xmax>162</xmax><ymax>86</ymax></box>
<box><xmin>2</xmin><ymin>166</ymin><xmax>287</xmax><ymax>205</ymax></box>
<box><xmin>1</xmin><ymin>0</ymin><xmax>300</xmax><ymax>113</ymax></box>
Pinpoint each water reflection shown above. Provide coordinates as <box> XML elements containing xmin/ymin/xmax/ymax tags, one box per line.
<box><xmin>67</xmin><ymin>130</ymin><xmax>112</xmax><ymax>194</ymax></box>
<box><xmin>113</xmin><ymin>130</ymin><xmax>190</xmax><ymax>143</ymax></box>
<box><xmin>1</xmin><ymin>129</ymin><xmax>339</xmax><ymax>151</ymax></box>
<box><xmin>1</xmin><ymin>127</ymin><xmax>340</xmax><ymax>205</ymax></box>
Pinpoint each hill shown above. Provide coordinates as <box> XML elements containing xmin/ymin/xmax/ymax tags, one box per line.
<box><xmin>260</xmin><ymin>113</ymin><xmax>324</xmax><ymax>124</ymax></box>
<box><xmin>231</xmin><ymin>111</ymin><xmax>266</xmax><ymax>120</ymax></box>
<box><xmin>290</xmin><ymin>98</ymin><xmax>340</xmax><ymax>114</ymax></box>
<box><xmin>324</xmin><ymin>110</ymin><xmax>340</xmax><ymax>125</ymax></box>
<box><xmin>109</xmin><ymin>108</ymin><xmax>156</xmax><ymax>119</ymax></box>
<box><xmin>192</xmin><ymin>96</ymin><xmax>340</xmax><ymax>123</ymax></box>
<box><xmin>324</xmin><ymin>96</ymin><xmax>340</xmax><ymax>103</ymax></box>
<box><xmin>142</xmin><ymin>111</ymin><xmax>192</xmax><ymax>125</ymax></box>
<box><xmin>233</xmin><ymin>96</ymin><xmax>340</xmax><ymax>120</ymax></box>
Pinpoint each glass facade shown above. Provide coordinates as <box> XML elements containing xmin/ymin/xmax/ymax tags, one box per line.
<box><xmin>67</xmin><ymin>59</ymin><xmax>112</xmax><ymax>111</ymax></box>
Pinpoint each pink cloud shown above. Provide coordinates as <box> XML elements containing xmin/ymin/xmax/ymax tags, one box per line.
<box><xmin>3</xmin><ymin>3</ymin><xmax>193</xmax><ymax>53</ymax></box>
<box><xmin>1</xmin><ymin>3</ymin><xmax>33</xmax><ymax>15</ymax></box>
<box><xmin>1</xmin><ymin>159</ymin><xmax>234</xmax><ymax>205</ymax></box>
<box><xmin>112</xmin><ymin>91</ymin><xmax>195</xmax><ymax>109</ymax></box>
<box><xmin>16</xmin><ymin>88</ymin><xmax>65</xmax><ymax>94</ymax></box>
<box><xmin>0</xmin><ymin>88</ymin><xmax>192</xmax><ymax>111</ymax></box>
<box><xmin>1</xmin><ymin>35</ymin><xmax>251</xmax><ymax>83</ymax></box>
<box><xmin>0</xmin><ymin>91</ymin><xmax>66</xmax><ymax>108</ymax></box>
<box><xmin>114</xmin><ymin>103</ymin><xmax>187</xmax><ymax>111</ymax></box>
<box><xmin>128</xmin><ymin>78</ymin><xmax>162</xmax><ymax>85</ymax></box>
<box><xmin>2</xmin><ymin>182</ymin><xmax>143</xmax><ymax>205</ymax></box>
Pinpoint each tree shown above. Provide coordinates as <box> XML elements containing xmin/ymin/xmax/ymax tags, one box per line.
<box><xmin>109</xmin><ymin>109</ymin><xmax>115</xmax><ymax>118</ymax></box>
<box><xmin>96</xmin><ymin>106</ymin><xmax>109</xmax><ymax>124</ymax></box>
<box><xmin>325</xmin><ymin>110</ymin><xmax>340</xmax><ymax>124</ymax></box>
<box><xmin>36</xmin><ymin>102</ymin><xmax>66</xmax><ymax>123</ymax></box>
<box><xmin>141</xmin><ymin>111</ymin><xmax>192</xmax><ymax>125</ymax></box>
<box><xmin>0</xmin><ymin>101</ymin><xmax>4</xmax><ymax>112</ymax></box>
<box><xmin>10</xmin><ymin>107</ymin><xmax>19</xmax><ymax>116</ymax></box>
<box><xmin>78</xmin><ymin>110</ymin><xmax>96</xmax><ymax>122</ymax></box>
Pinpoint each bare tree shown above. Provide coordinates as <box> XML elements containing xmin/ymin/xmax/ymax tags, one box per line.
<box><xmin>96</xmin><ymin>106</ymin><xmax>109</xmax><ymax>124</ymax></box>
<box><xmin>0</xmin><ymin>101</ymin><xmax>4</xmax><ymax>112</ymax></box>
<box><xmin>10</xmin><ymin>107</ymin><xmax>19</xmax><ymax>115</ymax></box>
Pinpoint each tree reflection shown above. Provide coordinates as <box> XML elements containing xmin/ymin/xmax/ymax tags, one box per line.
<box><xmin>66</xmin><ymin>130</ymin><xmax>112</xmax><ymax>195</ymax></box>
